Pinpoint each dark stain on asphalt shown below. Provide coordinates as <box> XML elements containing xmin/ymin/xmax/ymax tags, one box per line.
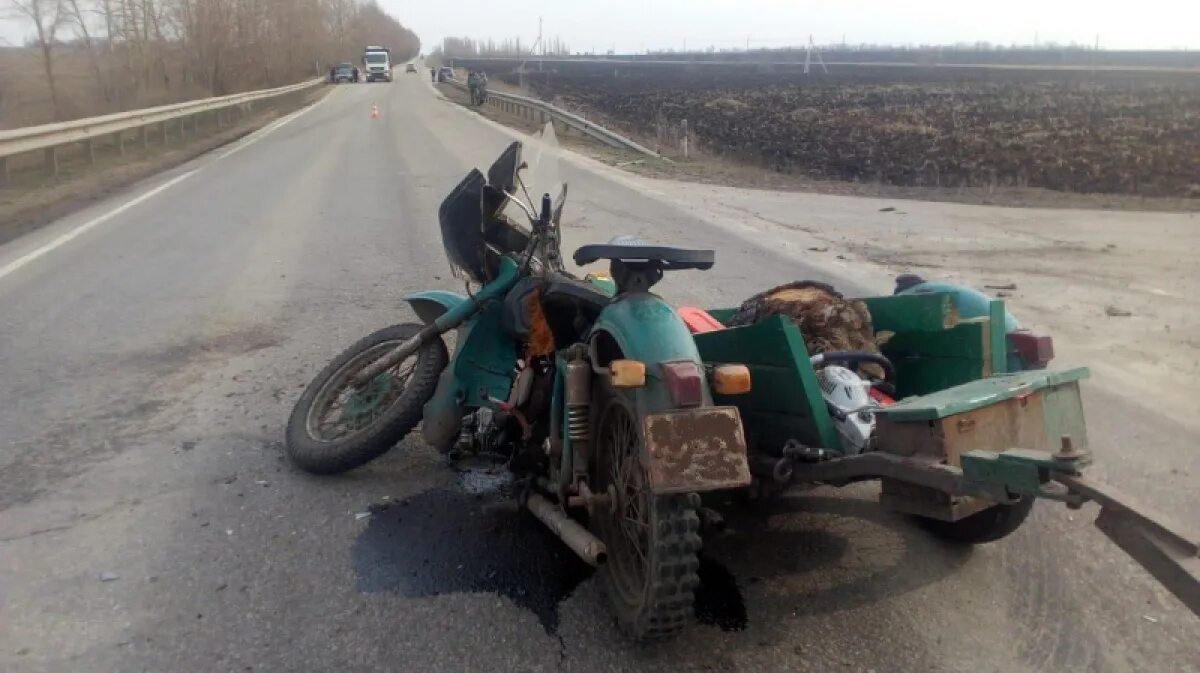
<box><xmin>352</xmin><ymin>470</ymin><xmax>594</xmax><ymax>634</ymax></box>
<box><xmin>693</xmin><ymin>555</ymin><xmax>748</xmax><ymax>631</ymax></box>
<box><xmin>354</xmin><ymin>467</ymin><xmax>757</xmax><ymax>635</ymax></box>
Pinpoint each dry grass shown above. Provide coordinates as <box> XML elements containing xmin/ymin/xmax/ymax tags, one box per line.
<box><xmin>0</xmin><ymin>87</ymin><xmax>325</xmax><ymax>243</ymax></box>
<box><xmin>0</xmin><ymin>45</ymin><xmax>221</xmax><ymax>129</ymax></box>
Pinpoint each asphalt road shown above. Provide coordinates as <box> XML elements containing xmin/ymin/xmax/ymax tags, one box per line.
<box><xmin>1</xmin><ymin>74</ymin><xmax>1196</xmax><ymax>673</ymax></box>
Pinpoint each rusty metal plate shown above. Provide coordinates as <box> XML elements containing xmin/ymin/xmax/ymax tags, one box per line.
<box><xmin>643</xmin><ymin>407</ymin><xmax>751</xmax><ymax>495</ymax></box>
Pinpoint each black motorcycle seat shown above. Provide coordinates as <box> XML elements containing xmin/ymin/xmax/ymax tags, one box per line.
<box><xmin>573</xmin><ymin>235</ymin><xmax>714</xmax><ymax>271</ymax></box>
<box><xmin>543</xmin><ymin>273</ymin><xmax>611</xmax><ymax>314</ymax></box>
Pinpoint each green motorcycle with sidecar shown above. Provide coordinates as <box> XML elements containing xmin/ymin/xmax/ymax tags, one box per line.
<box><xmin>287</xmin><ymin>129</ymin><xmax>1198</xmax><ymax>642</ymax></box>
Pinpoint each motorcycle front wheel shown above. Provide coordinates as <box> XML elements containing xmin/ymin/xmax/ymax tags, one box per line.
<box><xmin>285</xmin><ymin>323</ymin><xmax>447</xmax><ymax>475</ymax></box>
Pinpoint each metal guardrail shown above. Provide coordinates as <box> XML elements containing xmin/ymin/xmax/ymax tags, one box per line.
<box><xmin>444</xmin><ymin>78</ymin><xmax>664</xmax><ymax>160</ymax></box>
<box><xmin>0</xmin><ymin>77</ymin><xmax>324</xmax><ymax>183</ymax></box>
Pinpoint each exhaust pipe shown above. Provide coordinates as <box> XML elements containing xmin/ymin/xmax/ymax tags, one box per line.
<box><xmin>525</xmin><ymin>493</ymin><xmax>607</xmax><ymax>566</ymax></box>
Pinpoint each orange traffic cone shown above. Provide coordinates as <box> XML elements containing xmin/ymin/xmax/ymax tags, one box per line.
<box><xmin>371</xmin><ymin>104</ymin><xmax>380</xmax><ymax>120</ymax></box>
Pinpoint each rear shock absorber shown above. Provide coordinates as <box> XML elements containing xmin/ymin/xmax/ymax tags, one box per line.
<box><xmin>564</xmin><ymin>346</ymin><xmax>592</xmax><ymax>478</ymax></box>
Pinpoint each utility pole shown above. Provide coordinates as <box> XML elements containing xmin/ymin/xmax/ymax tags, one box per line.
<box><xmin>804</xmin><ymin>35</ymin><xmax>828</xmax><ymax>75</ymax></box>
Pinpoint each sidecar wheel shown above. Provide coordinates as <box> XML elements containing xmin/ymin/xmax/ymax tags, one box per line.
<box><xmin>285</xmin><ymin>323</ymin><xmax>447</xmax><ymax>475</ymax></box>
<box><xmin>592</xmin><ymin>388</ymin><xmax>701</xmax><ymax>642</ymax></box>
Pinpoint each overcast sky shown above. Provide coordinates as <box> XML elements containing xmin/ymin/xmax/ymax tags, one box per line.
<box><xmin>1</xmin><ymin>0</ymin><xmax>1196</xmax><ymax>51</ymax></box>
<box><xmin>390</xmin><ymin>0</ymin><xmax>1198</xmax><ymax>53</ymax></box>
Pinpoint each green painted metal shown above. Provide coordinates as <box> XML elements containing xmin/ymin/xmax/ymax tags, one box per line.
<box><xmin>590</xmin><ymin>293</ymin><xmax>711</xmax><ymax>413</ymax></box>
<box><xmin>861</xmin><ymin>292</ymin><xmax>959</xmax><ymax>333</ymax></box>
<box><xmin>988</xmin><ymin>299</ymin><xmax>1008</xmax><ymax>375</ymax></box>
<box><xmin>435</xmin><ymin>258</ymin><xmax>520</xmax><ymax>331</ymax></box>
<box><xmin>884</xmin><ymin>320</ymin><xmax>988</xmax><ymax>397</ymax></box>
<box><xmin>878</xmin><ymin>367</ymin><xmax>1091</xmax><ymax>422</ymax></box>
<box><xmin>404</xmin><ymin>289</ymin><xmax>468</xmax><ymax>324</ymax></box>
<box><xmin>890</xmin><ymin>354</ymin><xmax>987</xmax><ymax>399</ymax></box>
<box><xmin>961</xmin><ymin>447</ymin><xmax>1091</xmax><ymax>498</ymax></box>
<box><xmin>416</xmin><ymin>257</ymin><xmax>522</xmax><ymax>448</ymax></box>
<box><xmin>897</xmin><ymin>282</ymin><xmax>1021</xmax><ymax>332</ymax></box>
<box><xmin>885</xmin><ymin>319</ymin><xmax>987</xmax><ymax>359</ymax></box>
<box><xmin>694</xmin><ymin>315</ymin><xmax>840</xmax><ymax>451</ymax></box>
<box><xmin>452</xmin><ymin>300</ymin><xmax>518</xmax><ymax>406</ymax></box>
<box><xmin>706</xmin><ymin>308</ymin><xmax>736</xmax><ymax>325</ymax></box>
<box><xmin>422</xmin><ymin>367</ymin><xmax>465</xmax><ymax>449</ymax></box>
<box><xmin>1041</xmin><ymin>381</ymin><xmax>1091</xmax><ymax>449</ymax></box>
<box><xmin>961</xmin><ymin>448</ymin><xmax>1056</xmax><ymax>497</ymax></box>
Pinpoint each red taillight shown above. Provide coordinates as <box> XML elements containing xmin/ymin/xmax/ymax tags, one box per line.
<box><xmin>661</xmin><ymin>361</ymin><xmax>703</xmax><ymax>407</ymax></box>
<box><xmin>1009</xmin><ymin>331</ymin><xmax>1054</xmax><ymax>370</ymax></box>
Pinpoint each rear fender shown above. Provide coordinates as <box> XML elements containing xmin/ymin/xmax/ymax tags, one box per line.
<box><xmin>589</xmin><ymin>292</ymin><xmax>711</xmax><ymax>412</ymax></box>
<box><xmin>588</xmin><ymin>294</ymin><xmax>750</xmax><ymax>494</ymax></box>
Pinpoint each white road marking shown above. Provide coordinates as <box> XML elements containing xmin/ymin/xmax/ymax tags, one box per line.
<box><xmin>0</xmin><ymin>92</ymin><xmax>330</xmax><ymax>283</ymax></box>
<box><xmin>0</xmin><ymin>170</ymin><xmax>195</xmax><ymax>281</ymax></box>
<box><xmin>218</xmin><ymin>93</ymin><xmax>328</xmax><ymax>161</ymax></box>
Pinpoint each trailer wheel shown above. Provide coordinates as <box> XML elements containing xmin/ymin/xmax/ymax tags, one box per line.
<box><xmin>918</xmin><ymin>497</ymin><xmax>1035</xmax><ymax>545</ymax></box>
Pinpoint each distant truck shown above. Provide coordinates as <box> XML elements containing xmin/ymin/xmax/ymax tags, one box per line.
<box><xmin>362</xmin><ymin>46</ymin><xmax>392</xmax><ymax>83</ymax></box>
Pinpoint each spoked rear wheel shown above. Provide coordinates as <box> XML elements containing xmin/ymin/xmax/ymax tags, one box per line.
<box><xmin>592</xmin><ymin>388</ymin><xmax>701</xmax><ymax>642</ymax></box>
<box><xmin>285</xmin><ymin>323</ymin><xmax>447</xmax><ymax>475</ymax></box>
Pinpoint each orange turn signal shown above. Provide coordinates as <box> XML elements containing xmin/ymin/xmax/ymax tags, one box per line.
<box><xmin>610</xmin><ymin>359</ymin><xmax>647</xmax><ymax>388</ymax></box>
<box><xmin>712</xmin><ymin>364</ymin><xmax>752</xmax><ymax>395</ymax></box>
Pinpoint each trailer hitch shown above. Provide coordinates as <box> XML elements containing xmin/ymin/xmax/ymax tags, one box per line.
<box><xmin>1053</xmin><ymin>473</ymin><xmax>1200</xmax><ymax>617</ymax></box>
<box><xmin>961</xmin><ymin>439</ymin><xmax>1200</xmax><ymax>617</ymax></box>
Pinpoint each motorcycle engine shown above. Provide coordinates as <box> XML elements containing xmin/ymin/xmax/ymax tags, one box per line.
<box><xmin>816</xmin><ymin>365</ymin><xmax>877</xmax><ymax>455</ymax></box>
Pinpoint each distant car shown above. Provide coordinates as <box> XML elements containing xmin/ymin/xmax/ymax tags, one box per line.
<box><xmin>405</xmin><ymin>63</ymin><xmax>417</xmax><ymax>73</ymax></box>
<box><xmin>437</xmin><ymin>67</ymin><xmax>454</xmax><ymax>82</ymax></box>
<box><xmin>330</xmin><ymin>63</ymin><xmax>357</xmax><ymax>84</ymax></box>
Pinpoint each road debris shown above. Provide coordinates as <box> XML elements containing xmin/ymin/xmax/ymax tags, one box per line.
<box><xmin>354</xmin><ymin>511</ymin><xmax>372</xmax><ymax>521</ymax></box>
<box><xmin>1143</xmin><ymin>615</ymin><xmax>1160</xmax><ymax>623</ymax></box>
<box><xmin>879</xmin><ymin>206</ymin><xmax>896</xmax><ymax>212</ymax></box>
<box><xmin>807</xmin><ymin>246</ymin><xmax>829</xmax><ymax>252</ymax></box>
<box><xmin>985</xmin><ymin>283</ymin><xmax>1018</xmax><ymax>290</ymax></box>
<box><xmin>1105</xmin><ymin>305</ymin><xmax>1133</xmax><ymax>317</ymax></box>
<box><xmin>367</xmin><ymin>500</ymin><xmax>397</xmax><ymax>515</ymax></box>
<box><xmin>98</xmin><ymin>572</ymin><xmax>120</xmax><ymax>582</ymax></box>
<box><xmin>254</xmin><ymin>480</ymin><xmax>270</xmax><ymax>487</ymax></box>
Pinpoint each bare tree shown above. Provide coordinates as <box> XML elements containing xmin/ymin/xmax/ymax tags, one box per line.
<box><xmin>6</xmin><ymin>0</ymin><xmax>66</xmax><ymax>120</ymax></box>
<box><xmin>63</xmin><ymin>0</ymin><xmax>112</xmax><ymax>102</ymax></box>
<box><xmin>5</xmin><ymin>0</ymin><xmax>422</xmax><ymax>123</ymax></box>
